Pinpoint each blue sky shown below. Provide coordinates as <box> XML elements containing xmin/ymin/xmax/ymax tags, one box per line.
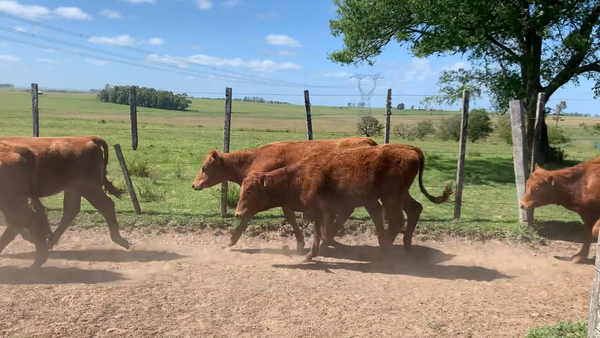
<box><xmin>0</xmin><ymin>0</ymin><xmax>598</xmax><ymax>114</ymax></box>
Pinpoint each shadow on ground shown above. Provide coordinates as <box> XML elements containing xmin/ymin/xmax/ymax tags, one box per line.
<box><xmin>0</xmin><ymin>266</ymin><xmax>126</xmax><ymax>285</ymax></box>
<box><xmin>533</xmin><ymin>220</ymin><xmax>584</xmax><ymax>244</ymax></box>
<box><xmin>3</xmin><ymin>249</ymin><xmax>186</xmax><ymax>263</ymax></box>
<box><xmin>234</xmin><ymin>244</ymin><xmax>511</xmax><ymax>282</ymax></box>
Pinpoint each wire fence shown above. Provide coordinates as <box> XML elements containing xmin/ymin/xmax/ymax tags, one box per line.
<box><xmin>1</xmin><ymin>84</ymin><xmax>597</xmax><ymax>226</ymax></box>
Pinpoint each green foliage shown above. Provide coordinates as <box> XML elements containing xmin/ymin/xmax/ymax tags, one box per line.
<box><xmin>393</xmin><ymin>120</ymin><xmax>435</xmax><ymax>140</ymax></box>
<box><xmin>435</xmin><ymin>109</ymin><xmax>493</xmax><ymax>142</ymax></box>
<box><xmin>210</xmin><ymin>184</ymin><xmax>241</xmax><ymax>208</ymax></box>
<box><xmin>548</xmin><ymin>127</ymin><xmax>572</xmax><ymax>145</ymax></box>
<box><xmin>356</xmin><ymin>113</ymin><xmax>384</xmax><ymax>137</ymax></box>
<box><xmin>97</xmin><ymin>84</ymin><xmax>191</xmax><ymax>111</ymax></box>
<box><xmin>496</xmin><ymin>113</ymin><xmax>513</xmax><ymax>144</ymax></box>
<box><xmin>135</xmin><ymin>180</ymin><xmax>166</xmax><ymax>203</ymax></box>
<box><xmin>524</xmin><ymin>321</ymin><xmax>586</xmax><ymax>338</ymax></box>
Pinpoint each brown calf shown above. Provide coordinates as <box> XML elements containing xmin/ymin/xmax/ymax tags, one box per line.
<box><xmin>0</xmin><ymin>142</ymin><xmax>51</xmax><ymax>267</ymax></box>
<box><xmin>520</xmin><ymin>160</ymin><xmax>600</xmax><ymax>264</ymax></box>
<box><xmin>191</xmin><ymin>137</ymin><xmax>380</xmax><ymax>253</ymax></box>
<box><xmin>235</xmin><ymin>143</ymin><xmax>453</xmax><ymax>261</ymax></box>
<box><xmin>0</xmin><ymin>136</ymin><xmax>129</xmax><ymax>251</ymax></box>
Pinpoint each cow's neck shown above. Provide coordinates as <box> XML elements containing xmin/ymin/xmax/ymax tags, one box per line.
<box><xmin>220</xmin><ymin>151</ymin><xmax>257</xmax><ymax>185</ymax></box>
<box><xmin>548</xmin><ymin>166</ymin><xmax>586</xmax><ymax>210</ymax></box>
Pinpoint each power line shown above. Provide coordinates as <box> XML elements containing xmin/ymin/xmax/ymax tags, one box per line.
<box><xmin>0</xmin><ymin>12</ymin><xmax>350</xmax><ymax>89</ymax></box>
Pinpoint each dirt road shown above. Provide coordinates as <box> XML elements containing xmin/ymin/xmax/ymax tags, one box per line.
<box><xmin>0</xmin><ymin>228</ymin><xmax>594</xmax><ymax>338</ymax></box>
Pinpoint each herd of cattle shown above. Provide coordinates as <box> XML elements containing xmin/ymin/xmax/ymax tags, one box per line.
<box><xmin>0</xmin><ymin>135</ymin><xmax>598</xmax><ymax>268</ymax></box>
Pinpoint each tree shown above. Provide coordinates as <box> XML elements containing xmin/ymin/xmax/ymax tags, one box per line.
<box><xmin>328</xmin><ymin>0</ymin><xmax>600</xmax><ymax>164</ymax></box>
<box><xmin>357</xmin><ymin>113</ymin><xmax>384</xmax><ymax>137</ymax></box>
<box><xmin>553</xmin><ymin>101</ymin><xmax>567</xmax><ymax>127</ymax></box>
<box><xmin>436</xmin><ymin>109</ymin><xmax>493</xmax><ymax>142</ymax></box>
<box><xmin>397</xmin><ymin>103</ymin><xmax>405</xmax><ymax>110</ymax></box>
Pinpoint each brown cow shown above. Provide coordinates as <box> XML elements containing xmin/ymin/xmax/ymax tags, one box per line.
<box><xmin>234</xmin><ymin>143</ymin><xmax>453</xmax><ymax>261</ymax></box>
<box><xmin>191</xmin><ymin>137</ymin><xmax>379</xmax><ymax>253</ymax></box>
<box><xmin>0</xmin><ymin>142</ymin><xmax>51</xmax><ymax>268</ymax></box>
<box><xmin>0</xmin><ymin>136</ymin><xmax>130</xmax><ymax>252</ymax></box>
<box><xmin>520</xmin><ymin>161</ymin><xmax>600</xmax><ymax>264</ymax></box>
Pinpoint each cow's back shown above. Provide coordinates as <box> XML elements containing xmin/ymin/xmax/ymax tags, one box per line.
<box><xmin>250</xmin><ymin>137</ymin><xmax>377</xmax><ymax>173</ymax></box>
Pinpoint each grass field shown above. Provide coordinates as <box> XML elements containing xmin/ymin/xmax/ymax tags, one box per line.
<box><xmin>1</xmin><ymin>90</ymin><xmax>599</xmax><ymax>242</ymax></box>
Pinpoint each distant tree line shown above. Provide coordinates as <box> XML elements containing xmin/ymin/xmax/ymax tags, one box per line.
<box><xmin>96</xmin><ymin>84</ymin><xmax>191</xmax><ymax>111</ymax></box>
<box><xmin>197</xmin><ymin>96</ymin><xmax>290</xmax><ymax>105</ymax></box>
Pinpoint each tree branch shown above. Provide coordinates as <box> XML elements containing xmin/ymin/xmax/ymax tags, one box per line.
<box><xmin>545</xmin><ymin>62</ymin><xmax>600</xmax><ymax>98</ymax></box>
<box><xmin>483</xmin><ymin>33</ymin><xmax>520</xmax><ymax>59</ymax></box>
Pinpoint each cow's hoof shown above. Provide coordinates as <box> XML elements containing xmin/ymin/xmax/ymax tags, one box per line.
<box><xmin>113</xmin><ymin>237</ymin><xmax>131</xmax><ymax>250</ymax></box>
<box><xmin>302</xmin><ymin>254</ymin><xmax>314</xmax><ymax>262</ymax></box>
<box><xmin>571</xmin><ymin>255</ymin><xmax>587</xmax><ymax>264</ymax></box>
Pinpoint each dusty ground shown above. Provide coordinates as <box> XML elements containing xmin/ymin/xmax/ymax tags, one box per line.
<box><xmin>0</xmin><ymin>227</ymin><xmax>595</xmax><ymax>338</ymax></box>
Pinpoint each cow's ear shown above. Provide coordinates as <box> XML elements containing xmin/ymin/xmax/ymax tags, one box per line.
<box><xmin>534</xmin><ymin>163</ymin><xmax>545</xmax><ymax>172</ymax></box>
<box><xmin>211</xmin><ymin>148</ymin><xmax>219</xmax><ymax>160</ymax></box>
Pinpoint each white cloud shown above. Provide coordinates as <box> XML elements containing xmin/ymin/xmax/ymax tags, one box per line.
<box><xmin>54</xmin><ymin>7</ymin><xmax>91</xmax><ymax>20</ymax></box>
<box><xmin>0</xmin><ymin>54</ymin><xmax>18</xmax><ymax>62</ymax></box>
<box><xmin>36</xmin><ymin>58</ymin><xmax>57</xmax><ymax>63</ymax></box>
<box><xmin>14</xmin><ymin>26</ymin><xmax>27</xmax><ymax>32</ymax></box>
<box><xmin>85</xmin><ymin>58</ymin><xmax>108</xmax><ymax>66</ymax></box>
<box><xmin>196</xmin><ymin>0</ymin><xmax>212</xmax><ymax>9</ymax></box>
<box><xmin>0</xmin><ymin>1</ymin><xmax>91</xmax><ymax>20</ymax></box>
<box><xmin>89</xmin><ymin>35</ymin><xmax>138</xmax><ymax>46</ymax></box>
<box><xmin>265</xmin><ymin>34</ymin><xmax>302</xmax><ymax>48</ymax></box>
<box><xmin>278</xmin><ymin>50</ymin><xmax>297</xmax><ymax>56</ymax></box>
<box><xmin>402</xmin><ymin>58</ymin><xmax>436</xmax><ymax>82</ymax></box>
<box><xmin>100</xmin><ymin>9</ymin><xmax>122</xmax><ymax>19</ymax></box>
<box><xmin>147</xmin><ymin>53</ymin><xmax>301</xmax><ymax>73</ymax></box>
<box><xmin>119</xmin><ymin>0</ymin><xmax>155</xmax><ymax>3</ymax></box>
<box><xmin>323</xmin><ymin>71</ymin><xmax>352</xmax><ymax>78</ymax></box>
<box><xmin>223</xmin><ymin>0</ymin><xmax>240</xmax><ymax>7</ymax></box>
<box><xmin>148</xmin><ymin>37</ymin><xmax>165</xmax><ymax>45</ymax></box>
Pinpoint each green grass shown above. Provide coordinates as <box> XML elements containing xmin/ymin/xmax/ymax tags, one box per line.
<box><xmin>1</xmin><ymin>91</ymin><xmax>599</xmax><ymax>242</ymax></box>
<box><xmin>525</xmin><ymin>321</ymin><xmax>587</xmax><ymax>338</ymax></box>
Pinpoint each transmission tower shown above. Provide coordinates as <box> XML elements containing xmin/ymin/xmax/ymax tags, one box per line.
<box><xmin>351</xmin><ymin>74</ymin><xmax>384</xmax><ymax>115</ymax></box>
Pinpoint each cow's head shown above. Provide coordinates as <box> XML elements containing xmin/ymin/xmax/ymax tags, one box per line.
<box><xmin>520</xmin><ymin>164</ymin><xmax>556</xmax><ymax>210</ymax></box>
<box><xmin>192</xmin><ymin>148</ymin><xmax>223</xmax><ymax>190</ymax></box>
<box><xmin>235</xmin><ymin>171</ymin><xmax>276</xmax><ymax>221</ymax></box>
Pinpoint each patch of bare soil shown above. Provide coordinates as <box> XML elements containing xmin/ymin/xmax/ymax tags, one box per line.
<box><xmin>0</xmin><ymin>228</ymin><xmax>594</xmax><ymax>338</ymax></box>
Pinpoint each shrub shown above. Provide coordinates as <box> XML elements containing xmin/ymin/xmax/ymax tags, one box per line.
<box><xmin>393</xmin><ymin>123</ymin><xmax>411</xmax><ymax>139</ymax></box>
<box><xmin>524</xmin><ymin>320</ymin><xmax>586</xmax><ymax>338</ymax></box>
<box><xmin>436</xmin><ymin>109</ymin><xmax>493</xmax><ymax>142</ymax></box>
<box><xmin>548</xmin><ymin>126</ymin><xmax>572</xmax><ymax>145</ymax></box>
<box><xmin>410</xmin><ymin>120</ymin><xmax>436</xmax><ymax>140</ymax></box>
<box><xmin>210</xmin><ymin>184</ymin><xmax>241</xmax><ymax>208</ymax></box>
<box><xmin>495</xmin><ymin>113</ymin><xmax>513</xmax><ymax>144</ymax></box>
<box><xmin>128</xmin><ymin>160</ymin><xmax>151</xmax><ymax>178</ymax></box>
<box><xmin>135</xmin><ymin>180</ymin><xmax>166</xmax><ymax>203</ymax></box>
<box><xmin>356</xmin><ymin>113</ymin><xmax>384</xmax><ymax>137</ymax></box>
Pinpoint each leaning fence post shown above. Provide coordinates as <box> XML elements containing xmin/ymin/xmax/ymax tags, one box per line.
<box><xmin>588</xmin><ymin>235</ymin><xmax>600</xmax><ymax>337</ymax></box>
<box><xmin>221</xmin><ymin>87</ymin><xmax>233</xmax><ymax>218</ymax></box>
<box><xmin>528</xmin><ymin>92</ymin><xmax>545</xmax><ymax>226</ymax></box>
<box><xmin>509</xmin><ymin>99</ymin><xmax>530</xmax><ymax>224</ymax></box>
<box><xmin>113</xmin><ymin>144</ymin><xmax>142</xmax><ymax>215</ymax></box>
<box><xmin>31</xmin><ymin>83</ymin><xmax>39</xmax><ymax>137</ymax></box>
<box><xmin>304</xmin><ymin>90</ymin><xmax>313</xmax><ymax>140</ymax></box>
<box><xmin>453</xmin><ymin>90</ymin><xmax>469</xmax><ymax>220</ymax></box>
<box><xmin>385</xmin><ymin>89</ymin><xmax>392</xmax><ymax>144</ymax></box>
<box><xmin>129</xmin><ymin>85</ymin><xmax>138</xmax><ymax>150</ymax></box>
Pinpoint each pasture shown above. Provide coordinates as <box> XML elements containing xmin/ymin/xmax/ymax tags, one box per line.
<box><xmin>0</xmin><ymin>90</ymin><xmax>599</xmax><ymax>337</ymax></box>
<box><xmin>1</xmin><ymin>90</ymin><xmax>598</xmax><ymax>240</ymax></box>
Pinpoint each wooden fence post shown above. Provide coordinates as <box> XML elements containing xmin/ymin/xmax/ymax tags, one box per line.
<box><xmin>129</xmin><ymin>86</ymin><xmax>138</xmax><ymax>150</ymax></box>
<box><xmin>509</xmin><ymin>99</ymin><xmax>530</xmax><ymax>224</ymax></box>
<box><xmin>385</xmin><ymin>89</ymin><xmax>392</xmax><ymax>144</ymax></box>
<box><xmin>589</xmin><ymin>236</ymin><xmax>600</xmax><ymax>337</ymax></box>
<box><xmin>113</xmin><ymin>144</ymin><xmax>142</xmax><ymax>215</ymax></box>
<box><xmin>31</xmin><ymin>83</ymin><xmax>39</xmax><ymax>137</ymax></box>
<box><xmin>221</xmin><ymin>87</ymin><xmax>233</xmax><ymax>218</ymax></box>
<box><xmin>453</xmin><ymin>90</ymin><xmax>469</xmax><ymax>220</ymax></box>
<box><xmin>528</xmin><ymin>92</ymin><xmax>545</xmax><ymax>226</ymax></box>
<box><xmin>304</xmin><ymin>90</ymin><xmax>313</xmax><ymax>140</ymax></box>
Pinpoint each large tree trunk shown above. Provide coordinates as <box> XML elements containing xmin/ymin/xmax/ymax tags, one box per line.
<box><xmin>524</xmin><ymin>99</ymin><xmax>552</xmax><ymax>166</ymax></box>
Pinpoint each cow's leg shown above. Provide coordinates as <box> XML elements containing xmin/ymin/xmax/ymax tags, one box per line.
<box><xmin>400</xmin><ymin>195</ymin><xmax>422</xmax><ymax>251</ymax></box>
<box><xmin>364</xmin><ymin>201</ymin><xmax>391</xmax><ymax>254</ymax></box>
<box><xmin>304</xmin><ymin>215</ymin><xmax>325</xmax><ymax>262</ymax></box>
<box><xmin>81</xmin><ymin>187</ymin><xmax>130</xmax><ymax>250</ymax></box>
<box><xmin>281</xmin><ymin>207</ymin><xmax>305</xmax><ymax>254</ymax></box>
<box><xmin>229</xmin><ymin>218</ymin><xmax>249</xmax><ymax>247</ymax></box>
<box><xmin>0</xmin><ymin>225</ymin><xmax>20</xmax><ymax>255</ymax></box>
<box><xmin>47</xmin><ymin>190</ymin><xmax>81</xmax><ymax>249</ymax></box>
<box><xmin>571</xmin><ymin>212</ymin><xmax>600</xmax><ymax>264</ymax></box>
<box><xmin>322</xmin><ymin>207</ymin><xmax>354</xmax><ymax>250</ymax></box>
<box><xmin>3</xmin><ymin>203</ymin><xmax>49</xmax><ymax>268</ymax></box>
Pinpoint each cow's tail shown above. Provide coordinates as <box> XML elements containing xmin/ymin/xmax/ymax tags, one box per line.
<box><xmin>416</xmin><ymin>148</ymin><xmax>453</xmax><ymax>204</ymax></box>
<box><xmin>96</xmin><ymin>138</ymin><xmax>125</xmax><ymax>199</ymax></box>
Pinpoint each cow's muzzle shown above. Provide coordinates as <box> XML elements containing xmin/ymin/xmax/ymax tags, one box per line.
<box><xmin>191</xmin><ymin>182</ymin><xmax>203</xmax><ymax>190</ymax></box>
